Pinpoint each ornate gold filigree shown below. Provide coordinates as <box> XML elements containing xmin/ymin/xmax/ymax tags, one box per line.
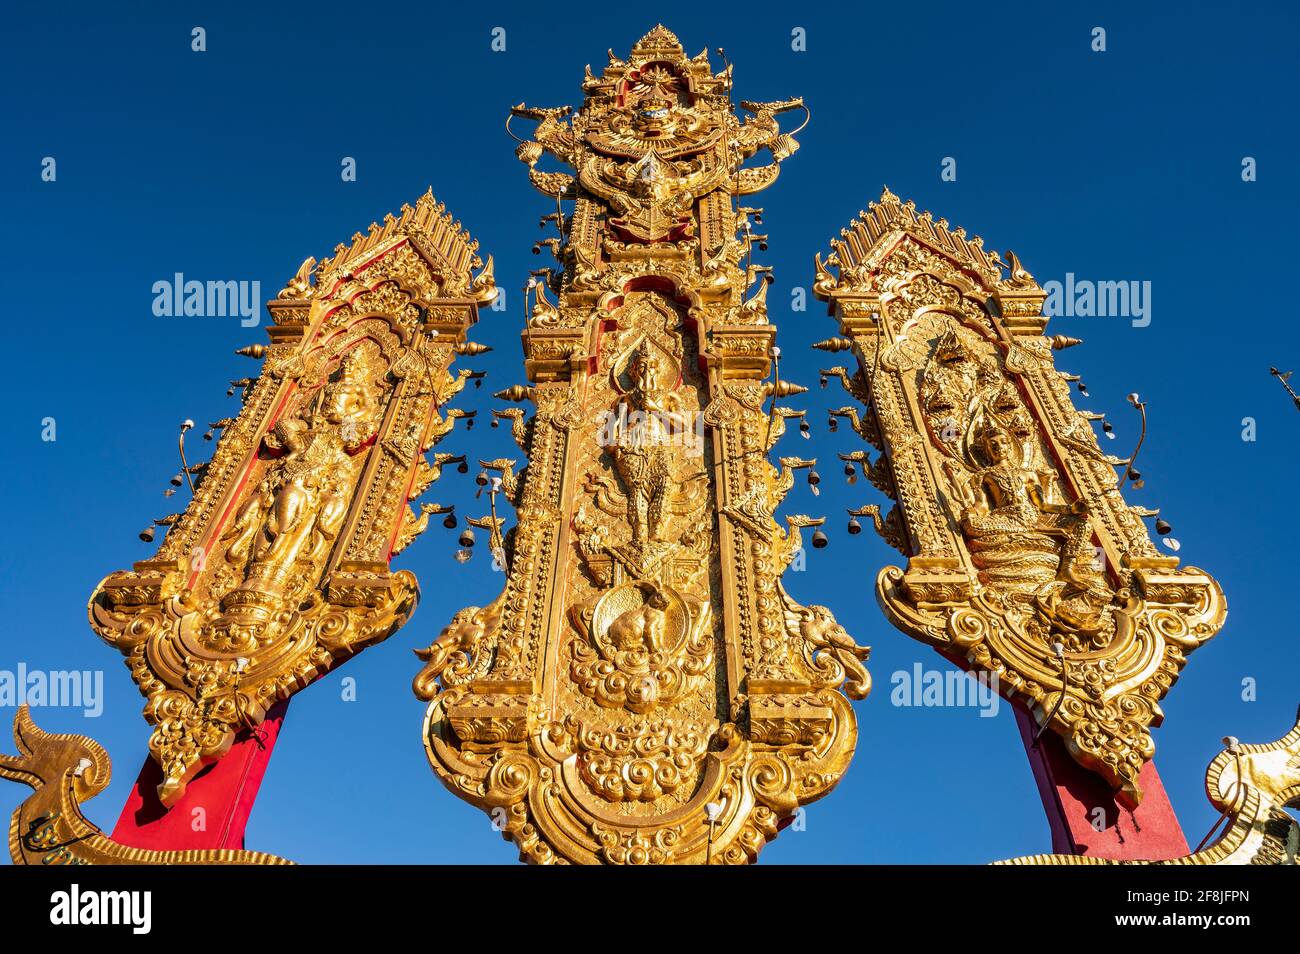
<box><xmin>86</xmin><ymin>190</ymin><xmax>495</xmax><ymax>805</ymax></box>
<box><xmin>416</xmin><ymin>27</ymin><xmax>867</xmax><ymax>864</ymax></box>
<box><xmin>815</xmin><ymin>187</ymin><xmax>1225</xmax><ymax>804</ymax></box>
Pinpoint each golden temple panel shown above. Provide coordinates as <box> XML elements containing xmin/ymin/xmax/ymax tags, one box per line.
<box><xmin>813</xmin><ymin>189</ymin><xmax>1226</xmax><ymax>804</ymax></box>
<box><xmin>412</xmin><ymin>25</ymin><xmax>870</xmax><ymax>865</ymax></box>
<box><xmin>88</xmin><ymin>191</ymin><xmax>496</xmax><ymax>805</ymax></box>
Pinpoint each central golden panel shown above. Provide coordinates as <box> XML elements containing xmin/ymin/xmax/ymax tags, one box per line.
<box><xmin>412</xmin><ymin>26</ymin><xmax>870</xmax><ymax>864</ymax></box>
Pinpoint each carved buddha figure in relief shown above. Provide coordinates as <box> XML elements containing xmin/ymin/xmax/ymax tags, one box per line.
<box><xmin>960</xmin><ymin>422</ymin><xmax>1099</xmax><ymax>596</ymax></box>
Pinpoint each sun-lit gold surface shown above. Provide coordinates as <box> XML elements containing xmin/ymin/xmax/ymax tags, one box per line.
<box><xmin>1000</xmin><ymin>711</ymin><xmax>1300</xmax><ymax>865</ymax></box>
<box><xmin>0</xmin><ymin>27</ymin><xmax>1277</xmax><ymax>870</ymax></box>
<box><xmin>0</xmin><ymin>706</ymin><xmax>290</xmax><ymax>864</ymax></box>
<box><xmin>86</xmin><ymin>191</ymin><xmax>496</xmax><ymax>805</ymax></box>
<box><xmin>814</xmin><ymin>188</ymin><xmax>1226</xmax><ymax>805</ymax></box>
<box><xmin>413</xmin><ymin>25</ymin><xmax>869</xmax><ymax>864</ymax></box>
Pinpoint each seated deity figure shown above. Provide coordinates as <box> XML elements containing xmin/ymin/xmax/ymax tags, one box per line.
<box><xmin>959</xmin><ymin>422</ymin><xmax>1100</xmax><ymax>597</ymax></box>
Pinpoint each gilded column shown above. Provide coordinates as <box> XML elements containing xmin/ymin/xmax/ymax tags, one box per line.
<box><xmin>414</xmin><ymin>26</ymin><xmax>870</xmax><ymax>865</ymax></box>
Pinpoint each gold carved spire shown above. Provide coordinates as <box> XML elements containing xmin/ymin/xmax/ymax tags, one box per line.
<box><xmin>815</xmin><ymin>190</ymin><xmax>1226</xmax><ymax>804</ymax></box>
<box><xmin>818</xmin><ymin>187</ymin><xmax>1003</xmax><ymax>293</ymax></box>
<box><xmin>86</xmin><ymin>191</ymin><xmax>496</xmax><ymax>806</ymax></box>
<box><xmin>629</xmin><ymin>23</ymin><xmax>685</xmax><ymax>60</ymax></box>
<box><xmin>317</xmin><ymin>187</ymin><xmax>488</xmax><ymax>288</ymax></box>
<box><xmin>415</xmin><ymin>29</ymin><xmax>866</xmax><ymax>864</ymax></box>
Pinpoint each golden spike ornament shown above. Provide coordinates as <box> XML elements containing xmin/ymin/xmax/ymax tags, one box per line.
<box><xmin>85</xmin><ymin>190</ymin><xmax>497</xmax><ymax>806</ymax></box>
<box><xmin>414</xmin><ymin>25</ymin><xmax>869</xmax><ymax>864</ymax></box>
<box><xmin>814</xmin><ymin>188</ymin><xmax>1226</xmax><ymax>805</ymax></box>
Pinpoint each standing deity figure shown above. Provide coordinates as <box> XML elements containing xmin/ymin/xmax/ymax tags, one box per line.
<box><xmin>221</xmin><ymin>349</ymin><xmax>381</xmax><ymax>611</ymax></box>
<box><xmin>610</xmin><ymin>346</ymin><xmax>682</xmax><ymax>546</ymax></box>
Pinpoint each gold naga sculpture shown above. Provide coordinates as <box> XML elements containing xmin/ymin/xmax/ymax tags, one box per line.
<box><xmin>813</xmin><ymin>188</ymin><xmax>1226</xmax><ymax>805</ymax></box>
<box><xmin>999</xmin><ymin>709</ymin><xmax>1300</xmax><ymax>865</ymax></box>
<box><xmin>0</xmin><ymin>706</ymin><xmax>291</xmax><ymax>865</ymax></box>
<box><xmin>82</xmin><ymin>189</ymin><xmax>496</xmax><ymax>807</ymax></box>
<box><xmin>413</xmin><ymin>25</ymin><xmax>871</xmax><ymax>864</ymax></box>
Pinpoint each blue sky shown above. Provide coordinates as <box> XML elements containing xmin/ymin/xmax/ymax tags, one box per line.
<box><xmin>1</xmin><ymin>1</ymin><xmax>1297</xmax><ymax>864</ymax></box>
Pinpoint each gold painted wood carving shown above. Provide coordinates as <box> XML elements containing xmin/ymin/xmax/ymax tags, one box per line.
<box><xmin>88</xmin><ymin>191</ymin><xmax>496</xmax><ymax>804</ymax></box>
<box><xmin>814</xmin><ymin>188</ymin><xmax>1225</xmax><ymax>804</ymax></box>
<box><xmin>1000</xmin><ymin>709</ymin><xmax>1300</xmax><ymax>865</ymax></box>
<box><xmin>0</xmin><ymin>707</ymin><xmax>290</xmax><ymax>865</ymax></box>
<box><xmin>414</xmin><ymin>26</ymin><xmax>870</xmax><ymax>864</ymax></box>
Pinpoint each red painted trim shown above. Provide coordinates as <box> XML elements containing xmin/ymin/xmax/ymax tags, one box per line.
<box><xmin>187</xmin><ymin>383</ymin><xmax>295</xmax><ymax>590</ymax></box>
<box><xmin>386</xmin><ymin>399</ymin><xmax>436</xmax><ymax>562</ymax></box>
<box><xmin>1012</xmin><ymin>704</ymin><xmax>1188</xmax><ymax>859</ymax></box>
<box><xmin>110</xmin><ymin>700</ymin><xmax>288</xmax><ymax>852</ymax></box>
